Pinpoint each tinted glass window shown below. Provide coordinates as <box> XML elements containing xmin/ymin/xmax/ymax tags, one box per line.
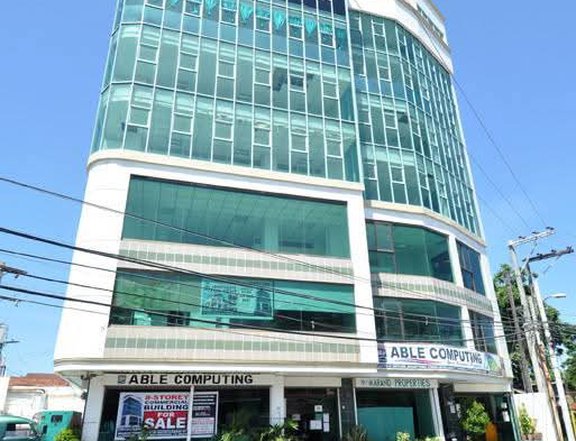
<box><xmin>366</xmin><ymin>221</ymin><xmax>452</xmax><ymax>281</ymax></box>
<box><xmin>374</xmin><ymin>297</ymin><xmax>462</xmax><ymax>346</ymax></box>
<box><xmin>470</xmin><ymin>311</ymin><xmax>496</xmax><ymax>353</ymax></box>
<box><xmin>110</xmin><ymin>271</ymin><xmax>356</xmax><ymax>333</ymax></box>
<box><xmin>457</xmin><ymin>241</ymin><xmax>485</xmax><ymax>295</ymax></box>
<box><xmin>123</xmin><ymin>176</ymin><xmax>350</xmax><ymax>258</ymax></box>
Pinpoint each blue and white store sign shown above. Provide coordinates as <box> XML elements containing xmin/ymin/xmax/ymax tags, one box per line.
<box><xmin>378</xmin><ymin>343</ymin><xmax>503</xmax><ymax>376</ymax></box>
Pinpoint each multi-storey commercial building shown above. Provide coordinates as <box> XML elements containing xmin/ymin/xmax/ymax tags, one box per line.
<box><xmin>55</xmin><ymin>0</ymin><xmax>517</xmax><ymax>440</ymax></box>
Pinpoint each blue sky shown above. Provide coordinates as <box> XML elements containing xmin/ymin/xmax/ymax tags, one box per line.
<box><xmin>0</xmin><ymin>1</ymin><xmax>574</xmax><ymax>374</ymax></box>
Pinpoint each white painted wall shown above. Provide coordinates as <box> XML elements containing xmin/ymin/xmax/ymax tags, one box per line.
<box><xmin>54</xmin><ymin>161</ymin><xmax>130</xmax><ymax>363</ymax></box>
<box><xmin>514</xmin><ymin>393</ymin><xmax>556</xmax><ymax>441</ymax></box>
<box><xmin>2</xmin><ymin>386</ymin><xmax>84</xmax><ymax>419</ymax></box>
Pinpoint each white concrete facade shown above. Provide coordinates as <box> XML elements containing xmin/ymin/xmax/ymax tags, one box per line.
<box><xmin>54</xmin><ymin>152</ymin><xmax>514</xmax><ymax>441</ymax></box>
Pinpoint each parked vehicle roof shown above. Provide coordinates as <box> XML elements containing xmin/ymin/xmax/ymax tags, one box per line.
<box><xmin>0</xmin><ymin>415</ymin><xmax>36</xmax><ymax>425</ymax></box>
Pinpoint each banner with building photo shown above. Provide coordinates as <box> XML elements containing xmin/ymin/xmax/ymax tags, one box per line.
<box><xmin>200</xmin><ymin>279</ymin><xmax>274</xmax><ymax>320</ymax></box>
<box><xmin>115</xmin><ymin>391</ymin><xmax>218</xmax><ymax>440</ymax></box>
<box><xmin>377</xmin><ymin>343</ymin><xmax>503</xmax><ymax>375</ymax></box>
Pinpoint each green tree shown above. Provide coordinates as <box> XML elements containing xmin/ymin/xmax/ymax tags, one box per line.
<box><xmin>563</xmin><ymin>354</ymin><xmax>576</xmax><ymax>391</ymax></box>
<box><xmin>493</xmin><ymin>264</ymin><xmax>576</xmax><ymax>391</ymax></box>
<box><xmin>461</xmin><ymin>401</ymin><xmax>490</xmax><ymax>441</ymax></box>
<box><xmin>518</xmin><ymin>405</ymin><xmax>536</xmax><ymax>437</ymax></box>
<box><xmin>54</xmin><ymin>428</ymin><xmax>81</xmax><ymax>441</ymax></box>
<box><xmin>493</xmin><ymin>264</ymin><xmax>531</xmax><ymax>390</ymax></box>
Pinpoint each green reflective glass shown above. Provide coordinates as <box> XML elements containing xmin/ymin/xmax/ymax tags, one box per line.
<box><xmin>470</xmin><ymin>311</ymin><xmax>496</xmax><ymax>353</ymax></box>
<box><xmin>457</xmin><ymin>241</ymin><xmax>485</xmax><ymax>295</ymax></box>
<box><xmin>123</xmin><ymin>176</ymin><xmax>350</xmax><ymax>258</ymax></box>
<box><xmin>110</xmin><ymin>271</ymin><xmax>356</xmax><ymax>333</ymax></box>
<box><xmin>92</xmin><ymin>1</ymin><xmax>360</xmax><ymax>183</ymax></box>
<box><xmin>374</xmin><ymin>297</ymin><xmax>462</xmax><ymax>346</ymax></box>
<box><xmin>350</xmin><ymin>11</ymin><xmax>480</xmax><ymax>235</ymax></box>
<box><xmin>366</xmin><ymin>221</ymin><xmax>452</xmax><ymax>281</ymax></box>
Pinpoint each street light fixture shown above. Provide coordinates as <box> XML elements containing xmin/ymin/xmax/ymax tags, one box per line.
<box><xmin>544</xmin><ymin>293</ymin><xmax>568</xmax><ymax>302</ymax></box>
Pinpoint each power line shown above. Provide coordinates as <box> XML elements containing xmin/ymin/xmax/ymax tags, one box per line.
<box><xmin>24</xmin><ymin>269</ymin><xmax>510</xmax><ymax>332</ymax></box>
<box><xmin>3</xmin><ymin>245</ymin><xmax>506</xmax><ymax>330</ymax></box>
<box><xmin>419</xmin><ymin>19</ymin><xmax>545</xmax><ymax>231</ymax></box>
<box><xmin>450</xmin><ymin>78</ymin><xmax>548</xmax><ymax>228</ymax></box>
<box><xmin>0</xmin><ymin>247</ymin><xmax>514</xmax><ymax>334</ymax></box>
<box><xmin>0</xmin><ymin>292</ymin><xmax>108</xmax><ymax>316</ymax></box>
<box><xmin>0</xmin><ymin>175</ymin><xmax>370</xmax><ymax>285</ymax></box>
<box><xmin>0</xmin><ymin>291</ymin><xmax>361</xmax><ymax>348</ymax></box>
<box><xmin>0</xmin><ymin>234</ymin><xmax>516</xmax><ymax>328</ymax></box>
<box><xmin>0</xmin><ymin>283</ymin><xmax>532</xmax><ymax>347</ymax></box>
<box><xmin>469</xmin><ymin>156</ymin><xmax>532</xmax><ymax>231</ymax></box>
<box><xmin>0</xmin><ymin>176</ymin><xmax>514</xmax><ymax>327</ymax></box>
<box><xmin>475</xmin><ymin>193</ymin><xmax>518</xmax><ymax>236</ymax></box>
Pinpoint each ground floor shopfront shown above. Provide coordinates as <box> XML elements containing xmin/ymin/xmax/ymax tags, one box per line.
<box><xmin>81</xmin><ymin>372</ymin><xmax>518</xmax><ymax>441</ymax></box>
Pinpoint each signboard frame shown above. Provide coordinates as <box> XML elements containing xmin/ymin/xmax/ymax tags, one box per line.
<box><xmin>200</xmin><ymin>279</ymin><xmax>274</xmax><ymax>320</ymax></box>
<box><xmin>377</xmin><ymin>342</ymin><xmax>503</xmax><ymax>376</ymax></box>
<box><xmin>354</xmin><ymin>378</ymin><xmax>438</xmax><ymax>389</ymax></box>
<box><xmin>114</xmin><ymin>391</ymin><xmax>219</xmax><ymax>440</ymax></box>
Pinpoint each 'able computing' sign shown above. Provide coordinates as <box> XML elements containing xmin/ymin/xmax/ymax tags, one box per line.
<box><xmin>378</xmin><ymin>343</ymin><xmax>502</xmax><ymax>375</ymax></box>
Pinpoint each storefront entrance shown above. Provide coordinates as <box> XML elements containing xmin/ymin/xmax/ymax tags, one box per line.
<box><xmin>356</xmin><ymin>390</ymin><xmax>436</xmax><ymax>441</ymax></box>
<box><xmin>454</xmin><ymin>393</ymin><xmax>517</xmax><ymax>441</ymax></box>
<box><xmin>285</xmin><ymin>388</ymin><xmax>339</xmax><ymax>441</ymax></box>
<box><xmin>97</xmin><ymin>387</ymin><xmax>270</xmax><ymax>441</ymax></box>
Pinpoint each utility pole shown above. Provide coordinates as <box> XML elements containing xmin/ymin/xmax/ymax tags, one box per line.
<box><xmin>0</xmin><ymin>263</ymin><xmax>26</xmax><ymax>376</ymax></box>
<box><xmin>0</xmin><ymin>324</ymin><xmax>18</xmax><ymax>377</ymax></box>
<box><xmin>504</xmin><ymin>272</ymin><xmax>532</xmax><ymax>392</ymax></box>
<box><xmin>508</xmin><ymin>229</ymin><xmax>554</xmax><ymax>395</ymax></box>
<box><xmin>0</xmin><ymin>263</ymin><xmax>27</xmax><ymax>280</ymax></box>
<box><xmin>527</xmin><ymin>247</ymin><xmax>575</xmax><ymax>441</ymax></box>
<box><xmin>509</xmin><ymin>228</ymin><xmax>563</xmax><ymax>440</ymax></box>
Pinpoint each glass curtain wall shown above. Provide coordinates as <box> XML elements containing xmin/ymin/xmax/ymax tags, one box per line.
<box><xmin>374</xmin><ymin>297</ymin><xmax>463</xmax><ymax>346</ymax></box>
<box><xmin>350</xmin><ymin>12</ymin><xmax>480</xmax><ymax>234</ymax></box>
<box><xmin>366</xmin><ymin>221</ymin><xmax>452</xmax><ymax>281</ymax></box>
<box><xmin>92</xmin><ymin>0</ymin><xmax>359</xmax><ymax>182</ymax></box>
<box><xmin>110</xmin><ymin>270</ymin><xmax>356</xmax><ymax>332</ymax></box>
<box><xmin>123</xmin><ymin>176</ymin><xmax>351</xmax><ymax>258</ymax></box>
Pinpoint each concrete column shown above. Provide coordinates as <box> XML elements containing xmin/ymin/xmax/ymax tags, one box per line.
<box><xmin>82</xmin><ymin>375</ymin><xmax>106</xmax><ymax>441</ymax></box>
<box><xmin>480</xmin><ymin>252</ymin><xmax>514</xmax><ymax>378</ymax></box>
<box><xmin>460</xmin><ymin>306</ymin><xmax>475</xmax><ymax>350</ymax></box>
<box><xmin>348</xmin><ymin>197</ymin><xmax>377</xmax><ymax>365</ymax></box>
<box><xmin>339</xmin><ymin>378</ymin><xmax>357</xmax><ymax>437</ymax></box>
<box><xmin>447</xmin><ymin>235</ymin><xmax>464</xmax><ymax>287</ymax></box>
<box><xmin>269</xmin><ymin>376</ymin><xmax>285</xmax><ymax>425</ymax></box>
<box><xmin>430</xmin><ymin>387</ymin><xmax>446</xmax><ymax>441</ymax></box>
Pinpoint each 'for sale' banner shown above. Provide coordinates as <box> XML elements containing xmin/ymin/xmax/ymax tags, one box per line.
<box><xmin>115</xmin><ymin>391</ymin><xmax>218</xmax><ymax>440</ymax></box>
